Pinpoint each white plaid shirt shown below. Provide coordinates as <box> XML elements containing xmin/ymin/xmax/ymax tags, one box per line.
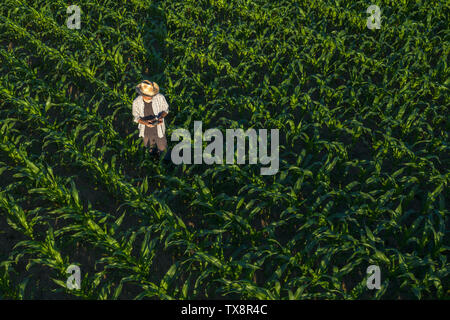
<box><xmin>132</xmin><ymin>93</ymin><xmax>169</xmax><ymax>138</ymax></box>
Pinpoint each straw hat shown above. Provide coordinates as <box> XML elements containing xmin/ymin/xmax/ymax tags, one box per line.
<box><xmin>136</xmin><ymin>80</ymin><xmax>159</xmax><ymax>97</ymax></box>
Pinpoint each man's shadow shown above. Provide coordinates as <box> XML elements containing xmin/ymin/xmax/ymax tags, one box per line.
<box><xmin>139</xmin><ymin>2</ymin><xmax>167</xmax><ymax>85</ymax></box>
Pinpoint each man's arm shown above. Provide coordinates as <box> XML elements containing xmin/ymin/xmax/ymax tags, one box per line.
<box><xmin>138</xmin><ymin>118</ymin><xmax>151</xmax><ymax>125</ymax></box>
<box><xmin>156</xmin><ymin>95</ymin><xmax>169</xmax><ymax>124</ymax></box>
<box><xmin>132</xmin><ymin>98</ymin><xmax>142</xmax><ymax>123</ymax></box>
<box><xmin>158</xmin><ymin>111</ymin><xmax>168</xmax><ymax>118</ymax></box>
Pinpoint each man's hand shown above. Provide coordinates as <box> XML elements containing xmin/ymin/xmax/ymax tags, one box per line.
<box><xmin>138</xmin><ymin>118</ymin><xmax>148</xmax><ymax>126</ymax></box>
<box><xmin>138</xmin><ymin>119</ymin><xmax>155</xmax><ymax>127</ymax></box>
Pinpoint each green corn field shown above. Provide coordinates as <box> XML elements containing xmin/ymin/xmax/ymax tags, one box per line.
<box><xmin>0</xmin><ymin>0</ymin><xmax>448</xmax><ymax>299</ymax></box>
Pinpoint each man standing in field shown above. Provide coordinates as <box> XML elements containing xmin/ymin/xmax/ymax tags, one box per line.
<box><xmin>132</xmin><ymin>80</ymin><xmax>169</xmax><ymax>157</ymax></box>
